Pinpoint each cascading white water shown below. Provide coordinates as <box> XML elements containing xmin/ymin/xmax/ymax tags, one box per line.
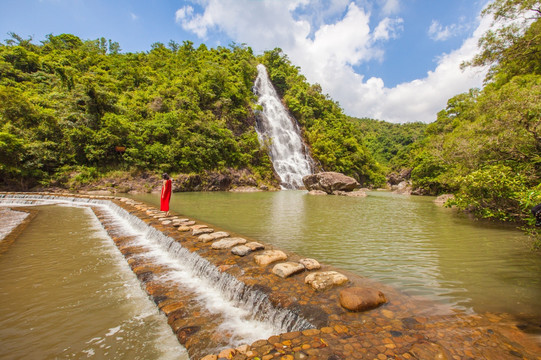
<box><xmin>0</xmin><ymin>194</ymin><xmax>314</xmax><ymax>348</ymax></box>
<box><xmin>253</xmin><ymin>64</ymin><xmax>315</xmax><ymax>189</ymax></box>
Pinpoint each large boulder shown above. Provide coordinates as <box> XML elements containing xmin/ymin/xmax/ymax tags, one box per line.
<box><xmin>302</xmin><ymin>172</ymin><xmax>359</xmax><ymax>194</ymax></box>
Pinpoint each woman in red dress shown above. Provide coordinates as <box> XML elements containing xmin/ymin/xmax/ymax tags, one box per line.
<box><xmin>160</xmin><ymin>173</ymin><xmax>172</xmax><ymax>216</ymax></box>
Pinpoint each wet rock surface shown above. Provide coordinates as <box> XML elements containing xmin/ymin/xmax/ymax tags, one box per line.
<box><xmin>3</xmin><ymin>192</ymin><xmax>541</xmax><ymax>360</ymax></box>
<box><xmin>303</xmin><ymin>172</ymin><xmax>359</xmax><ymax>194</ymax></box>
<box><xmin>339</xmin><ymin>287</ymin><xmax>387</xmax><ymax>312</ymax></box>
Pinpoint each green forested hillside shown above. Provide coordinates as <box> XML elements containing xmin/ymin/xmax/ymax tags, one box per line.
<box><xmin>404</xmin><ymin>0</ymin><xmax>541</xmax><ymax>233</ymax></box>
<box><xmin>348</xmin><ymin>118</ymin><xmax>427</xmax><ymax>170</ymax></box>
<box><xmin>0</xmin><ymin>33</ymin><xmax>383</xmax><ymax>190</ymax></box>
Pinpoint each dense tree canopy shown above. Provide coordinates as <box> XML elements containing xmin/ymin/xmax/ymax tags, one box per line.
<box><xmin>0</xmin><ymin>34</ymin><xmax>383</xmax><ymax>190</ymax></box>
<box><xmin>401</xmin><ymin>0</ymin><xmax>541</xmax><ymax>240</ymax></box>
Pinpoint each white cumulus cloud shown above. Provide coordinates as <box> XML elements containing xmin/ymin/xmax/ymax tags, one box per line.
<box><xmin>175</xmin><ymin>0</ymin><xmax>489</xmax><ymax>123</ymax></box>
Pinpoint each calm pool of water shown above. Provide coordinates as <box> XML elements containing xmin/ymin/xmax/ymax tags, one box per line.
<box><xmin>0</xmin><ymin>205</ymin><xmax>187</xmax><ymax>360</ymax></box>
<box><xmin>131</xmin><ymin>190</ymin><xmax>541</xmax><ymax>324</ymax></box>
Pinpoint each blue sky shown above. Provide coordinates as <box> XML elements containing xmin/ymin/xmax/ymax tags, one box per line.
<box><xmin>0</xmin><ymin>0</ymin><xmax>493</xmax><ymax>123</ymax></box>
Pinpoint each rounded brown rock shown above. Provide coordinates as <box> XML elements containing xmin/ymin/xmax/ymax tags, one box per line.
<box><xmin>339</xmin><ymin>287</ymin><xmax>387</xmax><ymax>312</ymax></box>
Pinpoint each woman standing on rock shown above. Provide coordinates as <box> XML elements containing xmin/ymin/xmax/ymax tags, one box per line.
<box><xmin>161</xmin><ymin>173</ymin><xmax>172</xmax><ymax>216</ymax></box>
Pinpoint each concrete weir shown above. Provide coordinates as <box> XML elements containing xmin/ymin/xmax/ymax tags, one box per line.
<box><xmin>1</xmin><ymin>193</ymin><xmax>540</xmax><ymax>360</ymax></box>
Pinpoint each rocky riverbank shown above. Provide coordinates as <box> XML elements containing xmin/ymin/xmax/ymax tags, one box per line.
<box><xmin>1</xmin><ymin>168</ymin><xmax>280</xmax><ymax>195</ymax></box>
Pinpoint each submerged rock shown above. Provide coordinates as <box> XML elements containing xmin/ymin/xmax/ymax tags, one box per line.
<box><xmin>435</xmin><ymin>194</ymin><xmax>455</xmax><ymax>206</ymax></box>
<box><xmin>339</xmin><ymin>287</ymin><xmax>387</xmax><ymax>312</ymax></box>
<box><xmin>307</xmin><ymin>190</ymin><xmax>328</xmax><ymax>196</ymax></box>
<box><xmin>302</xmin><ymin>172</ymin><xmax>359</xmax><ymax>194</ymax></box>
<box><xmin>334</xmin><ymin>190</ymin><xmax>367</xmax><ymax>197</ymax></box>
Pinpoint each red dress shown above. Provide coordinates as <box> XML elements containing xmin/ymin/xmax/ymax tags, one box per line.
<box><xmin>160</xmin><ymin>179</ymin><xmax>172</xmax><ymax>211</ymax></box>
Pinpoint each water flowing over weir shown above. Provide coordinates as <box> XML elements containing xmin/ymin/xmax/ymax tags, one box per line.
<box><xmin>0</xmin><ymin>194</ymin><xmax>313</xmax><ymax>358</ymax></box>
<box><xmin>253</xmin><ymin>64</ymin><xmax>315</xmax><ymax>189</ymax></box>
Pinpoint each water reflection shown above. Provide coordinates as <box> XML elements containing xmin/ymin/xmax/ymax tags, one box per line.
<box><xmin>268</xmin><ymin>191</ymin><xmax>307</xmax><ymax>242</ymax></box>
<box><xmin>129</xmin><ymin>190</ymin><xmax>541</xmax><ymax>324</ymax></box>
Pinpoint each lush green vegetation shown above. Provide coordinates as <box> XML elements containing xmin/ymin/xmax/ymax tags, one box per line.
<box><xmin>0</xmin><ymin>33</ymin><xmax>383</xmax><ymax>190</ymax></box>
<box><xmin>348</xmin><ymin>1</ymin><xmax>540</xmax><ymax>247</ymax></box>
<box><xmin>1</xmin><ymin>0</ymin><xmax>539</xmax><ymax>246</ymax></box>
<box><xmin>399</xmin><ymin>0</ymin><xmax>541</xmax><ymax>246</ymax></box>
<box><xmin>348</xmin><ymin>118</ymin><xmax>426</xmax><ymax>171</ymax></box>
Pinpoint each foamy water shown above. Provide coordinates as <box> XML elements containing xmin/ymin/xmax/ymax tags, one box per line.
<box><xmin>0</xmin><ymin>194</ymin><xmax>311</xmax><ymax>355</ymax></box>
<box><xmin>0</xmin><ymin>208</ymin><xmax>29</xmax><ymax>241</ymax></box>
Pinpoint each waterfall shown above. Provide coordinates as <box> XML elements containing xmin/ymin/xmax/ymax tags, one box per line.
<box><xmin>253</xmin><ymin>64</ymin><xmax>315</xmax><ymax>189</ymax></box>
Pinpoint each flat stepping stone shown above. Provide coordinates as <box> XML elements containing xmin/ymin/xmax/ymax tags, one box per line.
<box><xmin>181</xmin><ymin>220</ymin><xmax>196</xmax><ymax>226</ymax></box>
<box><xmin>231</xmin><ymin>242</ymin><xmax>265</xmax><ymax>256</ymax></box>
<box><xmin>305</xmin><ymin>271</ymin><xmax>348</xmax><ymax>291</ymax></box>
<box><xmin>231</xmin><ymin>245</ymin><xmax>251</xmax><ymax>256</ymax></box>
<box><xmin>272</xmin><ymin>262</ymin><xmax>305</xmax><ymax>278</ymax></box>
<box><xmin>190</xmin><ymin>224</ymin><xmax>208</xmax><ymax>230</ymax></box>
<box><xmin>178</xmin><ymin>225</ymin><xmax>191</xmax><ymax>232</ymax></box>
<box><xmin>161</xmin><ymin>220</ymin><xmax>172</xmax><ymax>225</ymax></box>
<box><xmin>245</xmin><ymin>242</ymin><xmax>265</xmax><ymax>251</ymax></box>
<box><xmin>172</xmin><ymin>218</ymin><xmax>191</xmax><ymax>225</ymax></box>
<box><xmin>193</xmin><ymin>227</ymin><xmax>214</xmax><ymax>236</ymax></box>
<box><xmin>254</xmin><ymin>250</ymin><xmax>287</xmax><ymax>266</ymax></box>
<box><xmin>198</xmin><ymin>231</ymin><xmax>229</xmax><ymax>243</ymax></box>
<box><xmin>212</xmin><ymin>237</ymin><xmax>247</xmax><ymax>250</ymax></box>
<box><xmin>299</xmin><ymin>258</ymin><xmax>321</xmax><ymax>270</ymax></box>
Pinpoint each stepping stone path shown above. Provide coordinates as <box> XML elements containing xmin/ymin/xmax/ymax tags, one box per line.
<box><xmin>71</xmin><ymin>194</ymin><xmax>541</xmax><ymax>360</ymax></box>
<box><xmin>305</xmin><ymin>271</ymin><xmax>348</xmax><ymax>291</ymax></box>
<box><xmin>254</xmin><ymin>250</ymin><xmax>287</xmax><ymax>266</ymax></box>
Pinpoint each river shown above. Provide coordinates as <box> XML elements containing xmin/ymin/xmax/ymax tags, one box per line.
<box><xmin>0</xmin><ymin>204</ymin><xmax>188</xmax><ymax>360</ymax></box>
<box><xmin>130</xmin><ymin>190</ymin><xmax>541</xmax><ymax>329</ymax></box>
<box><xmin>1</xmin><ymin>190</ymin><xmax>540</xmax><ymax>358</ymax></box>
